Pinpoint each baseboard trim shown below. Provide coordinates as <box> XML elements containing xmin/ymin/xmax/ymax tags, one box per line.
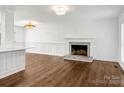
<box><xmin>27</xmin><ymin>52</ymin><xmax>119</xmax><ymax>64</ymax></box>
<box><xmin>26</xmin><ymin>52</ymin><xmax>64</xmax><ymax>57</ymax></box>
<box><xmin>93</xmin><ymin>58</ymin><xmax>119</xmax><ymax>63</ymax></box>
<box><xmin>119</xmin><ymin>62</ymin><xmax>124</xmax><ymax>70</ymax></box>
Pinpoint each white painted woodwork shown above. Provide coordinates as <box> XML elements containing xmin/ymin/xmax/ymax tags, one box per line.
<box><xmin>119</xmin><ymin>10</ymin><xmax>124</xmax><ymax>70</ymax></box>
<box><xmin>0</xmin><ymin>49</ymin><xmax>25</xmax><ymax>79</ymax></box>
<box><xmin>64</xmin><ymin>38</ymin><xmax>95</xmax><ymax>58</ymax></box>
<box><xmin>26</xmin><ymin>42</ymin><xmax>66</xmax><ymax>56</ymax></box>
<box><xmin>0</xmin><ymin>7</ymin><xmax>15</xmax><ymax>48</ymax></box>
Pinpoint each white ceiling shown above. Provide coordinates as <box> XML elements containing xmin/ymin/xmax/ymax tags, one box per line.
<box><xmin>1</xmin><ymin>5</ymin><xmax>124</xmax><ymax>26</ymax></box>
<box><xmin>14</xmin><ymin>5</ymin><xmax>124</xmax><ymax>26</ymax></box>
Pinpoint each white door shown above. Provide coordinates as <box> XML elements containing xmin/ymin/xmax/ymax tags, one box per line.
<box><xmin>121</xmin><ymin>23</ymin><xmax>124</xmax><ymax>62</ymax></box>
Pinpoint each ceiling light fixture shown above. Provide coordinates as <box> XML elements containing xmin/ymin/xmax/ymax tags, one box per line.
<box><xmin>24</xmin><ymin>21</ymin><xmax>36</xmax><ymax>29</ymax></box>
<box><xmin>53</xmin><ymin>6</ymin><xmax>69</xmax><ymax>16</ymax></box>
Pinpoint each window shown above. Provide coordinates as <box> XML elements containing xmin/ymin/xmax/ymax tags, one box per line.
<box><xmin>121</xmin><ymin>23</ymin><xmax>124</xmax><ymax>62</ymax></box>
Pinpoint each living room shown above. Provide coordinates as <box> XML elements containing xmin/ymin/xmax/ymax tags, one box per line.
<box><xmin>0</xmin><ymin>4</ymin><xmax>124</xmax><ymax>87</ymax></box>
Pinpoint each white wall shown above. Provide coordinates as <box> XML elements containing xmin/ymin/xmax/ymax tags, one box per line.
<box><xmin>0</xmin><ymin>26</ymin><xmax>25</xmax><ymax>47</ymax></box>
<box><xmin>0</xmin><ymin>9</ymin><xmax>15</xmax><ymax>48</ymax></box>
<box><xmin>14</xmin><ymin>26</ymin><xmax>25</xmax><ymax>43</ymax></box>
<box><xmin>14</xmin><ymin>26</ymin><xmax>25</xmax><ymax>48</ymax></box>
<box><xmin>25</xmin><ymin>18</ymin><xmax>119</xmax><ymax>61</ymax></box>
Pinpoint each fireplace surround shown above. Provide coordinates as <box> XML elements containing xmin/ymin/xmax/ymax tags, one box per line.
<box><xmin>65</xmin><ymin>37</ymin><xmax>95</xmax><ymax>58</ymax></box>
<box><xmin>64</xmin><ymin>38</ymin><xmax>95</xmax><ymax>62</ymax></box>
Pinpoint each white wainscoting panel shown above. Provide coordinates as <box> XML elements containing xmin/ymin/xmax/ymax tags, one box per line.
<box><xmin>0</xmin><ymin>50</ymin><xmax>25</xmax><ymax>79</ymax></box>
<box><xmin>26</xmin><ymin>42</ymin><xmax>66</xmax><ymax>56</ymax></box>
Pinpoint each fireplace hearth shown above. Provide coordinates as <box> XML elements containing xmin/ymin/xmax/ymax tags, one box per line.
<box><xmin>64</xmin><ymin>38</ymin><xmax>94</xmax><ymax>62</ymax></box>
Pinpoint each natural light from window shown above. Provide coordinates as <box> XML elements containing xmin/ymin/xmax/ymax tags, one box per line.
<box><xmin>121</xmin><ymin>23</ymin><xmax>124</xmax><ymax>62</ymax></box>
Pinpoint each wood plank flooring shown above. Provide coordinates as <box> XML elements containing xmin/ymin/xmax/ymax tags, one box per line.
<box><xmin>0</xmin><ymin>71</ymin><xmax>24</xmax><ymax>87</ymax></box>
<box><xmin>2</xmin><ymin>53</ymin><xmax>124</xmax><ymax>87</ymax></box>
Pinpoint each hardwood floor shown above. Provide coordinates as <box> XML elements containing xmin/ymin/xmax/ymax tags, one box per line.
<box><xmin>0</xmin><ymin>71</ymin><xmax>24</xmax><ymax>87</ymax></box>
<box><xmin>1</xmin><ymin>53</ymin><xmax>124</xmax><ymax>87</ymax></box>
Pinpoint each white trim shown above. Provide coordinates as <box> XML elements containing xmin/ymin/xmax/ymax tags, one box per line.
<box><xmin>65</xmin><ymin>38</ymin><xmax>95</xmax><ymax>58</ymax></box>
<box><xmin>26</xmin><ymin>42</ymin><xmax>66</xmax><ymax>56</ymax></box>
<box><xmin>27</xmin><ymin>51</ymin><xmax>64</xmax><ymax>56</ymax></box>
<box><xmin>119</xmin><ymin>62</ymin><xmax>124</xmax><ymax>70</ymax></box>
<box><xmin>120</xmin><ymin>24</ymin><xmax>124</xmax><ymax>70</ymax></box>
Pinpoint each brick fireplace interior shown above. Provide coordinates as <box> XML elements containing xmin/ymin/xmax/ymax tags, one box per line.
<box><xmin>71</xmin><ymin>45</ymin><xmax>88</xmax><ymax>56</ymax></box>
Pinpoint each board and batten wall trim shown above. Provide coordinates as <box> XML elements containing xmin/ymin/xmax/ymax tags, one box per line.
<box><xmin>26</xmin><ymin>42</ymin><xmax>118</xmax><ymax>62</ymax></box>
<box><xmin>26</xmin><ymin>42</ymin><xmax>66</xmax><ymax>56</ymax></box>
<box><xmin>0</xmin><ymin>50</ymin><xmax>25</xmax><ymax>79</ymax></box>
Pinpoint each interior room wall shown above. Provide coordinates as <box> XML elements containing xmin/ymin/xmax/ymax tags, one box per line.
<box><xmin>14</xmin><ymin>26</ymin><xmax>25</xmax><ymax>47</ymax></box>
<box><xmin>14</xmin><ymin>26</ymin><xmax>25</xmax><ymax>43</ymax></box>
<box><xmin>23</xmin><ymin>17</ymin><xmax>119</xmax><ymax>61</ymax></box>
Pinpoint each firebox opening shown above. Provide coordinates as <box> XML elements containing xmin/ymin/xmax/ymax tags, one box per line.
<box><xmin>71</xmin><ymin>45</ymin><xmax>88</xmax><ymax>56</ymax></box>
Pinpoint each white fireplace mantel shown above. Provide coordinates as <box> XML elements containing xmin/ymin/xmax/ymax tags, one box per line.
<box><xmin>64</xmin><ymin>37</ymin><xmax>96</xmax><ymax>58</ymax></box>
<box><xmin>64</xmin><ymin>37</ymin><xmax>96</xmax><ymax>42</ymax></box>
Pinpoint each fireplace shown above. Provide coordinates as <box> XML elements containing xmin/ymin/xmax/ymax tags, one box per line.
<box><xmin>71</xmin><ymin>45</ymin><xmax>88</xmax><ymax>56</ymax></box>
<box><xmin>69</xmin><ymin>42</ymin><xmax>90</xmax><ymax>56</ymax></box>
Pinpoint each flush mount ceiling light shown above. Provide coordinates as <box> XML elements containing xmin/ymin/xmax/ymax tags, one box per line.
<box><xmin>52</xmin><ymin>6</ymin><xmax>69</xmax><ymax>15</ymax></box>
<box><xmin>24</xmin><ymin>21</ymin><xmax>36</xmax><ymax>29</ymax></box>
